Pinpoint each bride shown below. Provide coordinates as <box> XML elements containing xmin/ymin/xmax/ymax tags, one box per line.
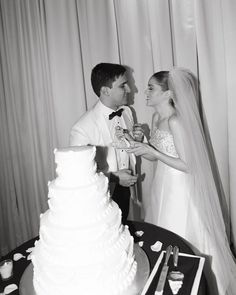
<box><xmin>127</xmin><ymin>68</ymin><xmax>236</xmax><ymax>295</ymax></box>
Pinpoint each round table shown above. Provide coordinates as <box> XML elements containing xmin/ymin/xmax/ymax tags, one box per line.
<box><xmin>0</xmin><ymin>221</ymin><xmax>207</xmax><ymax>295</ymax></box>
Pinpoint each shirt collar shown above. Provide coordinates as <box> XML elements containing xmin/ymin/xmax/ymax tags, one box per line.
<box><xmin>98</xmin><ymin>100</ymin><xmax>123</xmax><ymax>119</ymax></box>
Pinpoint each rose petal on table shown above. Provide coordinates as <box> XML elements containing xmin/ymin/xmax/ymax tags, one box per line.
<box><xmin>4</xmin><ymin>284</ymin><xmax>18</xmax><ymax>294</ymax></box>
<box><xmin>138</xmin><ymin>241</ymin><xmax>144</xmax><ymax>247</ymax></box>
<box><xmin>26</xmin><ymin>247</ymin><xmax>34</xmax><ymax>253</ymax></box>
<box><xmin>135</xmin><ymin>230</ymin><xmax>144</xmax><ymax>237</ymax></box>
<box><xmin>13</xmin><ymin>253</ymin><xmax>26</xmax><ymax>261</ymax></box>
<box><xmin>150</xmin><ymin>241</ymin><xmax>163</xmax><ymax>252</ymax></box>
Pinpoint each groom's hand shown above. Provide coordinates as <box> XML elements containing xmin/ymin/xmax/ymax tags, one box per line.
<box><xmin>112</xmin><ymin>169</ymin><xmax>138</xmax><ymax>187</ymax></box>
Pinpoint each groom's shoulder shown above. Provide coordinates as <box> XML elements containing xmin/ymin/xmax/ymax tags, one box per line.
<box><xmin>72</xmin><ymin>103</ymin><xmax>98</xmax><ymax>130</ymax></box>
<box><xmin>79</xmin><ymin>100</ymin><xmax>100</xmax><ymax>120</ymax></box>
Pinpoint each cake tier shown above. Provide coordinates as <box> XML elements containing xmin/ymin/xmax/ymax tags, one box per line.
<box><xmin>47</xmin><ymin>173</ymin><xmax>110</xmax><ymax>226</ymax></box>
<box><xmin>32</xmin><ymin>204</ymin><xmax>137</xmax><ymax>295</ymax></box>
<box><xmin>54</xmin><ymin>146</ymin><xmax>97</xmax><ymax>187</ymax></box>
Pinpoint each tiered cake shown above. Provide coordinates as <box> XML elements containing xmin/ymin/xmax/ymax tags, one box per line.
<box><xmin>31</xmin><ymin>146</ymin><xmax>138</xmax><ymax>295</ymax></box>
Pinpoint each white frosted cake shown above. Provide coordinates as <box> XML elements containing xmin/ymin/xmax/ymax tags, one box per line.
<box><xmin>31</xmin><ymin>146</ymin><xmax>138</xmax><ymax>295</ymax></box>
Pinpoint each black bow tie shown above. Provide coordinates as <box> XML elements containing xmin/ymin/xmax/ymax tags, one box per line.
<box><xmin>108</xmin><ymin>108</ymin><xmax>124</xmax><ymax>120</ymax></box>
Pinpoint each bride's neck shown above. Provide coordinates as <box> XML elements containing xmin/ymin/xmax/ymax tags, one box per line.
<box><xmin>153</xmin><ymin>100</ymin><xmax>174</xmax><ymax>119</ymax></box>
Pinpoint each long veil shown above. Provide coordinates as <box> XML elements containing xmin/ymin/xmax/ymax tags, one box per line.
<box><xmin>168</xmin><ymin>68</ymin><xmax>236</xmax><ymax>295</ymax></box>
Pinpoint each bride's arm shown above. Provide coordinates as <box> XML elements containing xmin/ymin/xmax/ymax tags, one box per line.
<box><xmin>127</xmin><ymin>116</ymin><xmax>188</xmax><ymax>172</ymax></box>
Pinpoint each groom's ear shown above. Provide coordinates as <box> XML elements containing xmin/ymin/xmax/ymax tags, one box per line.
<box><xmin>101</xmin><ymin>86</ymin><xmax>110</xmax><ymax>97</ymax></box>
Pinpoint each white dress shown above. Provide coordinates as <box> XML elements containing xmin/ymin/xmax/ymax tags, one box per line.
<box><xmin>145</xmin><ymin>129</ymin><xmax>192</xmax><ymax>238</ymax></box>
<box><xmin>145</xmin><ymin>128</ymin><xmax>236</xmax><ymax>295</ymax></box>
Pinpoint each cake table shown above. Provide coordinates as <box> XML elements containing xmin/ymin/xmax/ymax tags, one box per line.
<box><xmin>0</xmin><ymin>221</ymin><xmax>207</xmax><ymax>295</ymax></box>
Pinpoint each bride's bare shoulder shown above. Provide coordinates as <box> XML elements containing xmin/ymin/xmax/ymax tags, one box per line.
<box><xmin>168</xmin><ymin>114</ymin><xmax>183</xmax><ymax>131</ymax></box>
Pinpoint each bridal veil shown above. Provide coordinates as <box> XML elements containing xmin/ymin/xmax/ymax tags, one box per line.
<box><xmin>167</xmin><ymin>68</ymin><xmax>236</xmax><ymax>295</ymax></box>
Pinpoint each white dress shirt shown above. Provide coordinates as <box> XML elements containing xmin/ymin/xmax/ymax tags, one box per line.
<box><xmin>98</xmin><ymin>101</ymin><xmax>130</xmax><ymax>171</ymax></box>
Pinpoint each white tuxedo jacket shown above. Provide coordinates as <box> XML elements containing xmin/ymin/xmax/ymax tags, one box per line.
<box><xmin>69</xmin><ymin>100</ymin><xmax>135</xmax><ymax>174</ymax></box>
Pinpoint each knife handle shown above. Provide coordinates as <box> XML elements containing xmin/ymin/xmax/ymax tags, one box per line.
<box><xmin>164</xmin><ymin>245</ymin><xmax>173</xmax><ymax>265</ymax></box>
<box><xmin>173</xmin><ymin>246</ymin><xmax>179</xmax><ymax>267</ymax></box>
<box><xmin>156</xmin><ymin>266</ymin><xmax>168</xmax><ymax>292</ymax></box>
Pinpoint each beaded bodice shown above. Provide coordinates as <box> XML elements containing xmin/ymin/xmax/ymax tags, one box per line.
<box><xmin>149</xmin><ymin>128</ymin><xmax>178</xmax><ymax>158</ymax></box>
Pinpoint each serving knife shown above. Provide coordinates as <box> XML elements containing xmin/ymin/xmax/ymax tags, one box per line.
<box><xmin>155</xmin><ymin>245</ymin><xmax>173</xmax><ymax>294</ymax></box>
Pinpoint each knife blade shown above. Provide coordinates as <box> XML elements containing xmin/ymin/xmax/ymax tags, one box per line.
<box><xmin>155</xmin><ymin>245</ymin><xmax>173</xmax><ymax>294</ymax></box>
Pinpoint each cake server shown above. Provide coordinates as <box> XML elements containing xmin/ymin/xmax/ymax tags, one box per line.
<box><xmin>154</xmin><ymin>245</ymin><xmax>173</xmax><ymax>294</ymax></box>
<box><xmin>168</xmin><ymin>246</ymin><xmax>184</xmax><ymax>279</ymax></box>
<box><xmin>168</xmin><ymin>246</ymin><xmax>184</xmax><ymax>295</ymax></box>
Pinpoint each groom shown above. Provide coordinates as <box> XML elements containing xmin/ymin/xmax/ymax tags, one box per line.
<box><xmin>69</xmin><ymin>62</ymin><xmax>139</xmax><ymax>222</ymax></box>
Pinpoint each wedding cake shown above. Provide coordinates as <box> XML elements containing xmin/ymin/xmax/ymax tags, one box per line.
<box><xmin>31</xmin><ymin>146</ymin><xmax>138</xmax><ymax>295</ymax></box>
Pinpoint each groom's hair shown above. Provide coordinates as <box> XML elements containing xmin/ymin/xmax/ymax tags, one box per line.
<box><xmin>91</xmin><ymin>63</ymin><xmax>126</xmax><ymax>97</ymax></box>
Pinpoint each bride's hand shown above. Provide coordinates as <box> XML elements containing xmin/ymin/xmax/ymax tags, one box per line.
<box><xmin>126</xmin><ymin>142</ymin><xmax>156</xmax><ymax>158</ymax></box>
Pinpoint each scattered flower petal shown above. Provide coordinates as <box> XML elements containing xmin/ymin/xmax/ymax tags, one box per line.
<box><xmin>138</xmin><ymin>241</ymin><xmax>144</xmax><ymax>247</ymax></box>
<box><xmin>4</xmin><ymin>284</ymin><xmax>18</xmax><ymax>294</ymax></box>
<box><xmin>27</xmin><ymin>253</ymin><xmax>32</xmax><ymax>260</ymax></box>
<box><xmin>151</xmin><ymin>241</ymin><xmax>163</xmax><ymax>252</ymax></box>
<box><xmin>26</xmin><ymin>247</ymin><xmax>34</xmax><ymax>253</ymax></box>
<box><xmin>13</xmin><ymin>253</ymin><xmax>25</xmax><ymax>261</ymax></box>
<box><xmin>135</xmin><ymin>230</ymin><xmax>144</xmax><ymax>237</ymax></box>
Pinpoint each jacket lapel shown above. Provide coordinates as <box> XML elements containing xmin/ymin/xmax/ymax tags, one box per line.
<box><xmin>92</xmin><ymin>102</ymin><xmax>118</xmax><ymax>172</ymax></box>
<box><xmin>93</xmin><ymin>101</ymin><xmax>112</xmax><ymax>144</ymax></box>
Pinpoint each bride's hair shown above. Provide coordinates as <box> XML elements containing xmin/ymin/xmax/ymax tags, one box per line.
<box><xmin>152</xmin><ymin>71</ymin><xmax>169</xmax><ymax>91</ymax></box>
<box><xmin>152</xmin><ymin>71</ymin><xmax>175</xmax><ymax>107</ymax></box>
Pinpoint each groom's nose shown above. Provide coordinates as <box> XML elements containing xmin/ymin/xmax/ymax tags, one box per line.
<box><xmin>125</xmin><ymin>84</ymin><xmax>131</xmax><ymax>93</ymax></box>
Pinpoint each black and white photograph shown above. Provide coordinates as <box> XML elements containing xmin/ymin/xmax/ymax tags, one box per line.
<box><xmin>0</xmin><ymin>1</ymin><xmax>236</xmax><ymax>294</ymax></box>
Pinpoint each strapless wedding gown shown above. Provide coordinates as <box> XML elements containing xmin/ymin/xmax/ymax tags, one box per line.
<box><xmin>145</xmin><ymin>129</ymin><xmax>192</xmax><ymax>238</ymax></box>
<box><xmin>145</xmin><ymin>128</ymin><xmax>236</xmax><ymax>295</ymax></box>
